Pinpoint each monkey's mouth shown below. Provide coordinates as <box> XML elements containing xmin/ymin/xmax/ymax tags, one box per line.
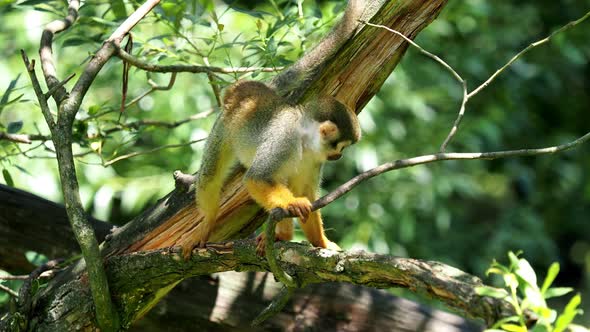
<box><xmin>328</xmin><ymin>154</ymin><xmax>342</xmax><ymax>161</ymax></box>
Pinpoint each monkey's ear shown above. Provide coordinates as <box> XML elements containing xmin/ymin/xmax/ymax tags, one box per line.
<box><xmin>319</xmin><ymin>121</ymin><xmax>339</xmax><ymax>141</ymax></box>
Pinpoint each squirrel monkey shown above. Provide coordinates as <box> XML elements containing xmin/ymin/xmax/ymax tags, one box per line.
<box><xmin>184</xmin><ymin>80</ymin><xmax>360</xmax><ymax>257</ymax></box>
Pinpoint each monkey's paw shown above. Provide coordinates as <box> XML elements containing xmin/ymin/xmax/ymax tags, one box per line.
<box><xmin>284</xmin><ymin>197</ymin><xmax>312</xmax><ymax>222</ymax></box>
<box><xmin>179</xmin><ymin>226</ymin><xmax>211</xmax><ymax>259</ymax></box>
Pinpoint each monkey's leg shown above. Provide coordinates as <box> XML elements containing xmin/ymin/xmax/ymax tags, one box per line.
<box><xmin>180</xmin><ymin>138</ymin><xmax>234</xmax><ymax>258</ymax></box>
<box><xmin>298</xmin><ymin>211</ymin><xmax>340</xmax><ymax>250</ymax></box>
<box><xmin>256</xmin><ymin>218</ymin><xmax>293</xmax><ymax>256</ymax></box>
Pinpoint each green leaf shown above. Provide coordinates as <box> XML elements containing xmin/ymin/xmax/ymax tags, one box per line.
<box><xmin>62</xmin><ymin>37</ymin><xmax>88</xmax><ymax>48</ymax></box>
<box><xmin>508</xmin><ymin>251</ymin><xmax>521</xmax><ymax>268</ymax></box>
<box><xmin>88</xmin><ymin>105</ymin><xmax>101</xmax><ymax>115</ymax></box>
<box><xmin>230</xmin><ymin>6</ymin><xmax>269</xmax><ymax>19</ymax></box>
<box><xmin>475</xmin><ymin>286</ymin><xmax>509</xmax><ymax>299</ymax></box>
<box><xmin>110</xmin><ymin>0</ymin><xmax>127</xmax><ymax>19</ymax></box>
<box><xmin>554</xmin><ymin>294</ymin><xmax>581</xmax><ymax>332</ymax></box>
<box><xmin>17</xmin><ymin>0</ymin><xmax>48</xmax><ymax>6</ymax></box>
<box><xmin>0</xmin><ymin>73</ymin><xmax>21</xmax><ymax>113</ymax></box>
<box><xmin>540</xmin><ymin>263</ymin><xmax>559</xmax><ymax>295</ymax></box>
<box><xmin>544</xmin><ymin>287</ymin><xmax>573</xmax><ymax>299</ymax></box>
<box><xmin>500</xmin><ymin>323</ymin><xmax>527</xmax><ymax>332</ymax></box>
<box><xmin>516</xmin><ymin>258</ymin><xmax>537</xmax><ymax>287</ymax></box>
<box><xmin>503</xmin><ymin>273</ymin><xmax>518</xmax><ymax>290</ymax></box>
<box><xmin>13</xmin><ymin>165</ymin><xmax>30</xmax><ymax>175</ymax></box>
<box><xmin>7</xmin><ymin>120</ymin><xmax>23</xmax><ymax>133</ymax></box>
<box><xmin>2</xmin><ymin>169</ymin><xmax>14</xmax><ymax>187</ymax></box>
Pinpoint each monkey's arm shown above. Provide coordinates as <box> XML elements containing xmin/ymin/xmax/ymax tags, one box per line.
<box><xmin>243</xmin><ymin>130</ymin><xmax>312</xmax><ymax>220</ymax></box>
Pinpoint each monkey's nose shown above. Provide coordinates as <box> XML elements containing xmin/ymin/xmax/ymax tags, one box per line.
<box><xmin>328</xmin><ymin>154</ymin><xmax>342</xmax><ymax>161</ymax></box>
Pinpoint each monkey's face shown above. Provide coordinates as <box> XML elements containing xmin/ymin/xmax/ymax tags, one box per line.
<box><xmin>319</xmin><ymin>121</ymin><xmax>351</xmax><ymax>161</ymax></box>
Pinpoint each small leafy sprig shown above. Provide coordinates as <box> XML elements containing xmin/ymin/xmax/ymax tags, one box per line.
<box><xmin>477</xmin><ymin>251</ymin><xmax>585</xmax><ymax>332</ymax></box>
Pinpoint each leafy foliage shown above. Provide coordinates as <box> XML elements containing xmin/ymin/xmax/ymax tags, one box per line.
<box><xmin>477</xmin><ymin>252</ymin><xmax>585</xmax><ymax>332</ymax></box>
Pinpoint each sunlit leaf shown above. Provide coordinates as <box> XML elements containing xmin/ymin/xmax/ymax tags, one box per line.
<box><xmin>540</xmin><ymin>263</ymin><xmax>559</xmax><ymax>295</ymax></box>
<box><xmin>554</xmin><ymin>294</ymin><xmax>582</xmax><ymax>332</ymax></box>
<box><xmin>544</xmin><ymin>287</ymin><xmax>573</xmax><ymax>299</ymax></box>
<box><xmin>475</xmin><ymin>286</ymin><xmax>509</xmax><ymax>299</ymax></box>
<box><xmin>2</xmin><ymin>169</ymin><xmax>14</xmax><ymax>187</ymax></box>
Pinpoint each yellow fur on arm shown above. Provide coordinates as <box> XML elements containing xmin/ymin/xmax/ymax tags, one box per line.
<box><xmin>245</xmin><ymin>179</ymin><xmax>299</xmax><ymax>211</ymax></box>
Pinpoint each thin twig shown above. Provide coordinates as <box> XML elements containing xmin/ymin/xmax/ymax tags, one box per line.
<box><xmin>365</xmin><ymin>10</ymin><xmax>590</xmax><ymax>152</ymax></box>
<box><xmin>363</xmin><ymin>22</ymin><xmax>467</xmax><ymax>151</ymax></box>
<box><xmin>117</xmin><ymin>48</ymin><xmax>283</xmax><ymax>74</ymax></box>
<box><xmin>104</xmin><ymin>108</ymin><xmax>215</xmax><ymax>134</ymax></box>
<box><xmin>312</xmin><ymin>131</ymin><xmax>590</xmax><ymax>211</ymax></box>
<box><xmin>264</xmin><ymin>212</ymin><xmax>296</xmax><ymax>288</ymax></box>
<box><xmin>363</xmin><ymin>22</ymin><xmax>463</xmax><ymax>83</ymax></box>
<box><xmin>467</xmin><ymin>10</ymin><xmax>590</xmax><ymax>99</ymax></box>
<box><xmin>44</xmin><ymin>73</ymin><xmax>76</xmax><ymax>100</ymax></box>
<box><xmin>0</xmin><ymin>283</ymin><xmax>18</xmax><ymax>297</ymax></box>
<box><xmin>124</xmin><ymin>73</ymin><xmax>177</xmax><ymax>109</ymax></box>
<box><xmin>440</xmin><ymin>80</ymin><xmax>468</xmax><ymax>151</ymax></box>
<box><xmin>20</xmin><ymin>51</ymin><xmax>56</xmax><ymax>130</ymax></box>
<box><xmin>0</xmin><ymin>132</ymin><xmax>50</xmax><ymax>144</ymax></box>
<box><xmin>203</xmin><ymin>57</ymin><xmax>223</xmax><ymax>107</ymax></box>
<box><xmin>0</xmin><ymin>275</ymin><xmax>29</xmax><ymax>281</ymax></box>
<box><xmin>103</xmin><ymin>138</ymin><xmax>206</xmax><ymax>166</ymax></box>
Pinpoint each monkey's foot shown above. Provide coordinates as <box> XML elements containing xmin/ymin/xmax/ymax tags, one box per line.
<box><xmin>285</xmin><ymin>197</ymin><xmax>312</xmax><ymax>222</ymax></box>
<box><xmin>179</xmin><ymin>227</ymin><xmax>211</xmax><ymax>259</ymax></box>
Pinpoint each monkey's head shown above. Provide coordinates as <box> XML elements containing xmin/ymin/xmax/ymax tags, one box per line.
<box><xmin>304</xmin><ymin>97</ymin><xmax>361</xmax><ymax>161</ymax></box>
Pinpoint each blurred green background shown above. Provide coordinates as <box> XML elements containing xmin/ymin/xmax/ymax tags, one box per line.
<box><xmin>1</xmin><ymin>0</ymin><xmax>589</xmax><ymax>325</ymax></box>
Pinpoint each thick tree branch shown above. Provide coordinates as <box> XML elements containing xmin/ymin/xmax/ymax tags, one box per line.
<box><xmin>107</xmin><ymin>242</ymin><xmax>510</xmax><ymax>327</ymax></box>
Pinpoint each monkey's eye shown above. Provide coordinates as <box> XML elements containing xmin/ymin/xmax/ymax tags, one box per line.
<box><xmin>330</xmin><ymin>141</ymin><xmax>339</xmax><ymax>149</ymax></box>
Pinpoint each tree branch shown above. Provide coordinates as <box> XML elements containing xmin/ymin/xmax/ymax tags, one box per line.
<box><xmin>0</xmin><ymin>132</ymin><xmax>49</xmax><ymax>144</ymax></box>
<box><xmin>29</xmin><ymin>1</ymin><xmax>163</xmax><ymax>330</ymax></box>
<box><xmin>313</xmin><ymin>130</ymin><xmax>590</xmax><ymax>211</ymax></box>
<box><xmin>102</xmin><ymin>138</ymin><xmax>206</xmax><ymax>167</ymax></box>
<box><xmin>365</xmin><ymin>10</ymin><xmax>590</xmax><ymax>151</ymax></box>
<box><xmin>39</xmin><ymin>0</ymin><xmax>79</xmax><ymax>105</ymax></box>
<box><xmin>105</xmin><ymin>241</ymin><xmax>514</xmax><ymax>327</ymax></box>
<box><xmin>116</xmin><ymin>48</ymin><xmax>283</xmax><ymax>74</ymax></box>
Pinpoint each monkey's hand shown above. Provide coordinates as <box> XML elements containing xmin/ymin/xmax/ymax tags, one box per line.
<box><xmin>178</xmin><ymin>221</ymin><xmax>213</xmax><ymax>259</ymax></box>
<box><xmin>284</xmin><ymin>197</ymin><xmax>312</xmax><ymax>223</ymax></box>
